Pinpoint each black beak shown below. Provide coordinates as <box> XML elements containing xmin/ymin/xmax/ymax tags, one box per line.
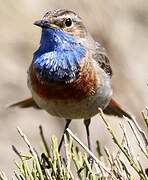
<box><xmin>34</xmin><ymin>20</ymin><xmax>49</xmax><ymax>28</ymax></box>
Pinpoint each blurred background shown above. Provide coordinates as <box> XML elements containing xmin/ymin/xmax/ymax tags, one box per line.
<box><xmin>0</xmin><ymin>0</ymin><xmax>148</xmax><ymax>177</ymax></box>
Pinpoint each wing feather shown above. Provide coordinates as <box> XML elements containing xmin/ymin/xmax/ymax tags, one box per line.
<box><xmin>94</xmin><ymin>42</ymin><xmax>113</xmax><ymax>77</ymax></box>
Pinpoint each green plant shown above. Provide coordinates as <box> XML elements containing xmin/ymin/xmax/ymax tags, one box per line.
<box><xmin>0</xmin><ymin>109</ymin><xmax>147</xmax><ymax>180</ymax></box>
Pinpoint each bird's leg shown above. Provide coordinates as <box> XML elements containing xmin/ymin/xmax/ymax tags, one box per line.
<box><xmin>84</xmin><ymin>118</ymin><xmax>91</xmax><ymax>151</ymax></box>
<box><xmin>58</xmin><ymin>119</ymin><xmax>72</xmax><ymax>151</ymax></box>
<box><xmin>84</xmin><ymin>118</ymin><xmax>93</xmax><ymax>167</ymax></box>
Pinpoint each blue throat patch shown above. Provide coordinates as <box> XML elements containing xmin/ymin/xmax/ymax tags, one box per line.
<box><xmin>33</xmin><ymin>28</ymin><xmax>86</xmax><ymax>82</ymax></box>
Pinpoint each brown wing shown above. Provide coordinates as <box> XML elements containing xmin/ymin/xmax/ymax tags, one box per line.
<box><xmin>94</xmin><ymin>42</ymin><xmax>113</xmax><ymax>77</ymax></box>
<box><xmin>94</xmin><ymin>44</ymin><xmax>133</xmax><ymax>119</ymax></box>
<box><xmin>9</xmin><ymin>97</ymin><xmax>41</xmax><ymax>109</ymax></box>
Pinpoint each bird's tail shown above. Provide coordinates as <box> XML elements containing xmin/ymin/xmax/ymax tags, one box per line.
<box><xmin>103</xmin><ymin>98</ymin><xmax>132</xmax><ymax>120</ymax></box>
<box><xmin>9</xmin><ymin>97</ymin><xmax>40</xmax><ymax>109</ymax></box>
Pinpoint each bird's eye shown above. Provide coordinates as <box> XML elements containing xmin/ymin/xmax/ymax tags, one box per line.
<box><xmin>65</xmin><ymin>18</ymin><xmax>72</xmax><ymax>27</ymax></box>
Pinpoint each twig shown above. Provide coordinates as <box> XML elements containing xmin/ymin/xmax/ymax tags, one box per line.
<box><xmin>137</xmin><ymin>157</ymin><xmax>147</xmax><ymax>178</ymax></box>
<box><xmin>141</xmin><ymin>111</ymin><xmax>148</xmax><ymax>128</ymax></box>
<box><xmin>104</xmin><ymin>147</ymin><xmax>113</xmax><ymax>169</ymax></box>
<box><xmin>96</xmin><ymin>140</ymin><xmax>103</xmax><ymax>158</ymax></box>
<box><xmin>39</xmin><ymin>125</ymin><xmax>50</xmax><ymax>157</ymax></box>
<box><xmin>98</xmin><ymin>108</ymin><xmax>147</xmax><ymax>180</ymax></box>
<box><xmin>119</xmin><ymin>159</ymin><xmax>132</xmax><ymax>180</ymax></box>
<box><xmin>120</xmin><ymin>123</ymin><xmax>137</xmax><ymax>162</ymax></box>
<box><xmin>0</xmin><ymin>170</ymin><xmax>8</xmax><ymax>180</ymax></box>
<box><xmin>125</xmin><ymin>115</ymin><xmax>148</xmax><ymax>146</ymax></box>
<box><xmin>66</xmin><ymin>128</ymin><xmax>116</xmax><ymax>179</ymax></box>
<box><xmin>17</xmin><ymin>127</ymin><xmax>44</xmax><ymax>180</ymax></box>
<box><xmin>64</xmin><ymin>134</ymin><xmax>74</xmax><ymax>179</ymax></box>
<box><xmin>44</xmin><ymin>169</ymin><xmax>53</xmax><ymax>180</ymax></box>
<box><xmin>125</xmin><ymin>117</ymin><xmax>148</xmax><ymax>158</ymax></box>
<box><xmin>104</xmin><ymin>147</ymin><xmax>125</xmax><ymax>179</ymax></box>
<box><xmin>12</xmin><ymin>145</ymin><xmax>22</xmax><ymax>159</ymax></box>
<box><xmin>114</xmin><ymin>136</ymin><xmax>125</xmax><ymax>160</ymax></box>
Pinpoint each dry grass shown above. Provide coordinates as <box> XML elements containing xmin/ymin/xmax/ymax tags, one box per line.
<box><xmin>0</xmin><ymin>110</ymin><xmax>147</xmax><ymax>180</ymax></box>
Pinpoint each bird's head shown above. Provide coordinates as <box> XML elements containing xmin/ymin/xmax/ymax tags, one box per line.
<box><xmin>34</xmin><ymin>9</ymin><xmax>87</xmax><ymax>39</ymax></box>
<box><xmin>32</xmin><ymin>9</ymin><xmax>89</xmax><ymax>82</ymax></box>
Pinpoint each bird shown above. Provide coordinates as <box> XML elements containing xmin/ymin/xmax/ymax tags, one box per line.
<box><xmin>10</xmin><ymin>9</ymin><xmax>132</xmax><ymax>151</ymax></box>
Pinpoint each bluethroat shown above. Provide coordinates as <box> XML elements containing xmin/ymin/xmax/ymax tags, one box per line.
<box><xmin>10</xmin><ymin>9</ymin><xmax>132</xmax><ymax>151</ymax></box>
